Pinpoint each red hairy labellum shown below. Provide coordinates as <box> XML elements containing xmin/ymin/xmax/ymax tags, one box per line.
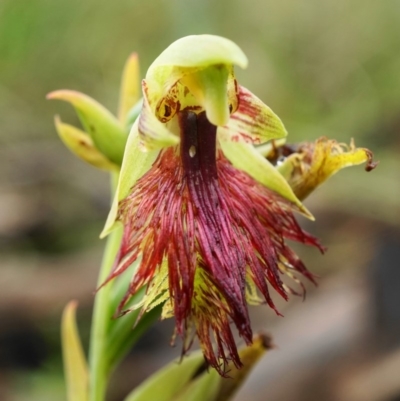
<box><xmin>104</xmin><ymin>111</ymin><xmax>323</xmax><ymax>374</ymax></box>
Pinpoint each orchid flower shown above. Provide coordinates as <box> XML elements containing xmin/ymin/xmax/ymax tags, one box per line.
<box><xmin>97</xmin><ymin>34</ymin><xmax>329</xmax><ymax>374</ymax></box>
<box><xmin>48</xmin><ymin>35</ymin><xmax>377</xmax><ymax>401</ymax></box>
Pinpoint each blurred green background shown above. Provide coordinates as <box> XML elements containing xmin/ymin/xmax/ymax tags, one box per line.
<box><xmin>0</xmin><ymin>1</ymin><xmax>399</xmax><ymax>400</ymax></box>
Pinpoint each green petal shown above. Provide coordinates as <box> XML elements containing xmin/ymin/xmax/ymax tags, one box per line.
<box><xmin>101</xmin><ymin>119</ymin><xmax>159</xmax><ymax>237</ymax></box>
<box><xmin>219</xmin><ymin>135</ymin><xmax>313</xmax><ymax>219</ymax></box>
<box><xmin>222</xmin><ymin>85</ymin><xmax>288</xmax><ymax>143</ymax></box>
<box><xmin>54</xmin><ymin>116</ymin><xmax>118</xmax><ymax>171</ymax></box>
<box><xmin>61</xmin><ymin>301</ymin><xmax>89</xmax><ymax>401</ymax></box>
<box><xmin>123</xmin><ymin>352</ymin><xmax>206</xmax><ymax>401</ymax></box>
<box><xmin>47</xmin><ymin>90</ymin><xmax>127</xmax><ymax>165</ymax></box>
<box><xmin>118</xmin><ymin>53</ymin><xmax>141</xmax><ymax>125</ymax></box>
<box><xmin>181</xmin><ymin>65</ymin><xmax>230</xmax><ymax>126</ymax></box>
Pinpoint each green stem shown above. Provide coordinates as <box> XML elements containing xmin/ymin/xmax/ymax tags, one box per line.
<box><xmin>89</xmin><ymin>173</ymin><xmax>122</xmax><ymax>401</ymax></box>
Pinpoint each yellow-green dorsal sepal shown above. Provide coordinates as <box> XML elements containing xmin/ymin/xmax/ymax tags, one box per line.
<box><xmin>148</xmin><ymin>34</ymin><xmax>247</xmax><ymax>77</ymax></box>
<box><xmin>145</xmin><ymin>35</ymin><xmax>248</xmax><ymax>122</ymax></box>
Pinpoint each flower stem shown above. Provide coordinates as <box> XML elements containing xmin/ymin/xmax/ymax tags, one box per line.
<box><xmin>89</xmin><ymin>173</ymin><xmax>122</xmax><ymax>401</ymax></box>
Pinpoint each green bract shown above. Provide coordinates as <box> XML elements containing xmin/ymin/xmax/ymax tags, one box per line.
<box><xmin>48</xmin><ymin>90</ymin><xmax>128</xmax><ymax>165</ymax></box>
<box><xmin>48</xmin><ymin>53</ymin><xmax>141</xmax><ymax>169</ymax></box>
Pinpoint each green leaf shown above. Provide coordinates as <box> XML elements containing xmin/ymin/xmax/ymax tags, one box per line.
<box><xmin>47</xmin><ymin>90</ymin><xmax>127</xmax><ymax>165</ymax></box>
<box><xmin>123</xmin><ymin>352</ymin><xmax>206</xmax><ymax>401</ymax></box>
<box><xmin>61</xmin><ymin>301</ymin><xmax>89</xmax><ymax>401</ymax></box>
<box><xmin>54</xmin><ymin>116</ymin><xmax>118</xmax><ymax>171</ymax></box>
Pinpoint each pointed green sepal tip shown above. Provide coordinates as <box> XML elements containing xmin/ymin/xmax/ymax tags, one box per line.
<box><xmin>47</xmin><ymin>90</ymin><xmax>127</xmax><ymax>165</ymax></box>
<box><xmin>61</xmin><ymin>301</ymin><xmax>89</xmax><ymax>401</ymax></box>
<box><xmin>226</xmin><ymin>86</ymin><xmax>288</xmax><ymax>143</ymax></box>
<box><xmin>118</xmin><ymin>53</ymin><xmax>141</xmax><ymax>125</ymax></box>
<box><xmin>54</xmin><ymin>116</ymin><xmax>118</xmax><ymax>171</ymax></box>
